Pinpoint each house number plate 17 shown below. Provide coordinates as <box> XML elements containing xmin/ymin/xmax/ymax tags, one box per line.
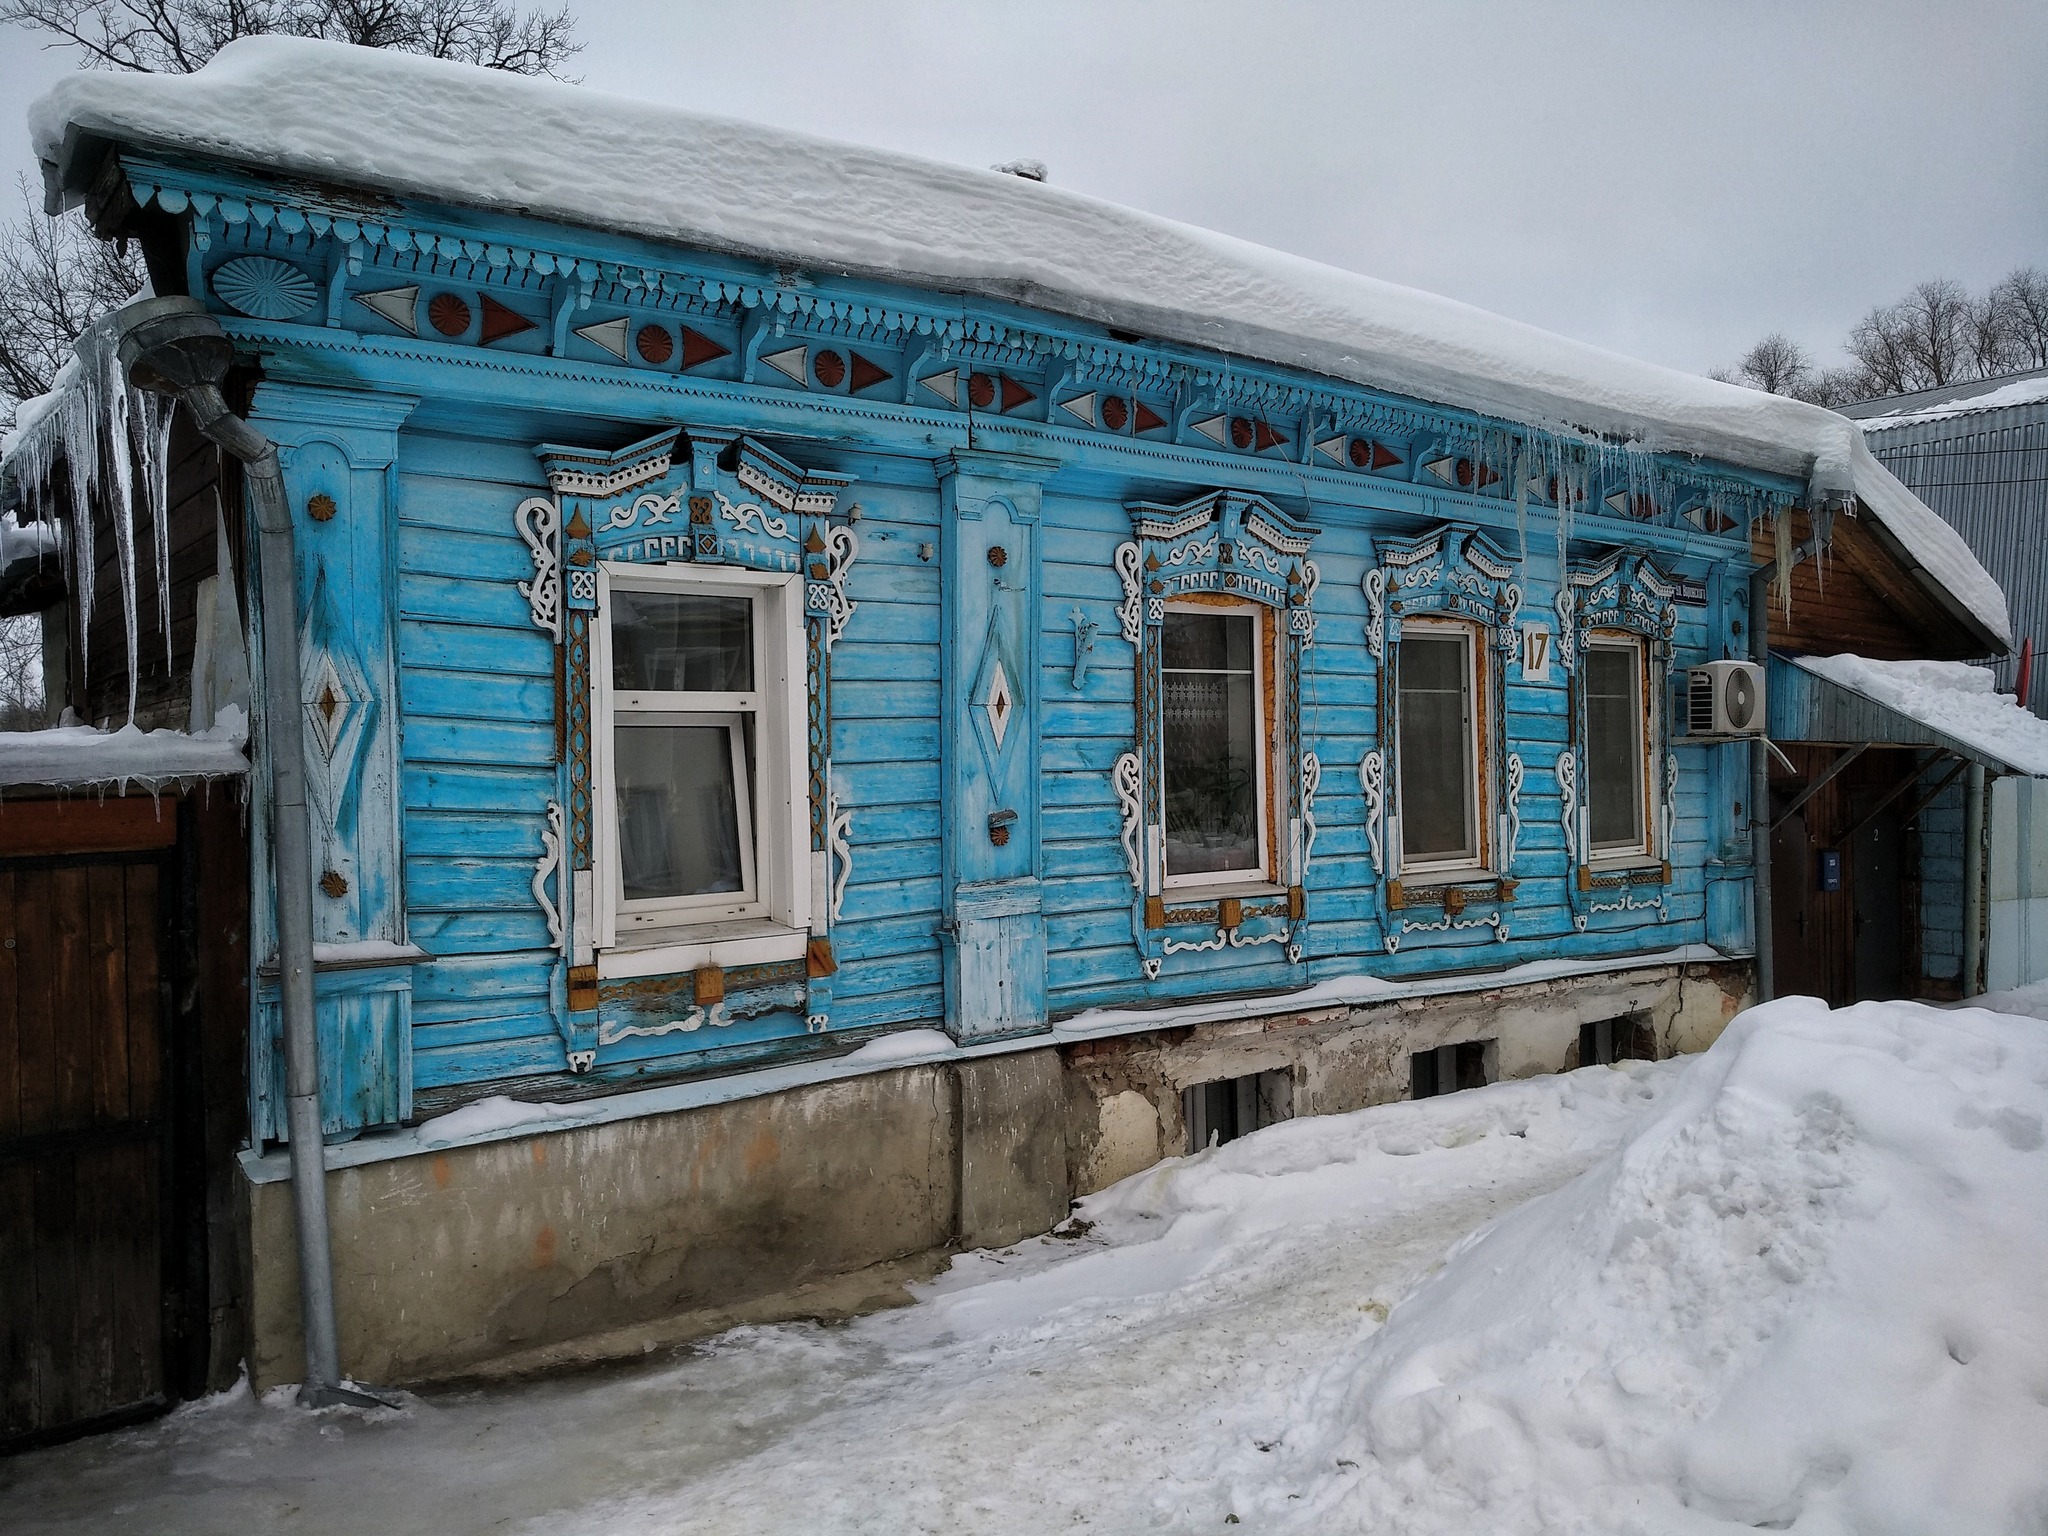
<box><xmin>1520</xmin><ymin>622</ymin><xmax>1552</xmax><ymax>682</ymax></box>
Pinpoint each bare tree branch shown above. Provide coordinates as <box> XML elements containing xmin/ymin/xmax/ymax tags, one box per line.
<box><xmin>0</xmin><ymin>175</ymin><xmax>147</xmax><ymax>424</ymax></box>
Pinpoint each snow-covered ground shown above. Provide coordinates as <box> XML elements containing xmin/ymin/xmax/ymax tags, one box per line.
<box><xmin>6</xmin><ymin>997</ymin><xmax>2045</xmax><ymax>1534</ymax></box>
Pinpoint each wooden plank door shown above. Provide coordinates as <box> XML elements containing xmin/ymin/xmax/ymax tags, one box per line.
<box><xmin>1</xmin><ymin>840</ymin><xmax>173</xmax><ymax>1449</ymax></box>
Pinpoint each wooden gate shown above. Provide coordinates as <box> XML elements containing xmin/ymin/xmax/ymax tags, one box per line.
<box><xmin>1</xmin><ymin>799</ymin><xmax>200</xmax><ymax>1451</ymax></box>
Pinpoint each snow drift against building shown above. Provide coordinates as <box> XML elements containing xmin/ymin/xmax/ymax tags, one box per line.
<box><xmin>1253</xmin><ymin>996</ymin><xmax>2048</xmax><ymax>1534</ymax></box>
<box><xmin>24</xmin><ymin>38</ymin><xmax>2007</xmax><ymax>644</ymax></box>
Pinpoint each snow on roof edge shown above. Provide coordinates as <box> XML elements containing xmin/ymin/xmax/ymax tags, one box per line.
<box><xmin>21</xmin><ymin>37</ymin><xmax>2007</xmax><ymax>635</ymax></box>
<box><xmin>1846</xmin><ymin>437</ymin><xmax>2011</xmax><ymax>651</ymax></box>
<box><xmin>1789</xmin><ymin>655</ymin><xmax>2048</xmax><ymax>776</ymax></box>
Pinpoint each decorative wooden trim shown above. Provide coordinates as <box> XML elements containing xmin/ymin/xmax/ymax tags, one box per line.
<box><xmin>693</xmin><ymin>964</ymin><xmax>725</xmax><ymax>1006</ymax></box>
<box><xmin>806</xmin><ymin>936</ymin><xmax>838</xmax><ymax>978</ymax></box>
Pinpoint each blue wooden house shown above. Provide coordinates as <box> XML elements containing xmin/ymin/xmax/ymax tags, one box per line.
<box><xmin>5</xmin><ymin>37</ymin><xmax>2010</xmax><ymax>1400</ymax></box>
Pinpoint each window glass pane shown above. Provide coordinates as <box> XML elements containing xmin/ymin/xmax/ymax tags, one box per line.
<box><xmin>611</xmin><ymin>591</ymin><xmax>753</xmax><ymax>692</ymax></box>
<box><xmin>1399</xmin><ymin>633</ymin><xmax>1474</xmax><ymax>859</ymax></box>
<box><xmin>1163</xmin><ymin>610</ymin><xmax>1261</xmax><ymax>877</ymax></box>
<box><xmin>1587</xmin><ymin>644</ymin><xmax>1645</xmax><ymax>848</ymax></box>
<box><xmin>615</xmin><ymin>723</ymin><xmax>746</xmax><ymax>900</ymax></box>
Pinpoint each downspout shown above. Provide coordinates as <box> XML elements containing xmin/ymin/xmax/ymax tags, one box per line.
<box><xmin>1964</xmin><ymin>763</ymin><xmax>1986</xmax><ymax>998</ymax></box>
<box><xmin>1749</xmin><ymin>565</ymin><xmax>1774</xmax><ymax>1003</ymax></box>
<box><xmin>113</xmin><ymin>295</ymin><xmax>379</xmax><ymax>1409</ymax></box>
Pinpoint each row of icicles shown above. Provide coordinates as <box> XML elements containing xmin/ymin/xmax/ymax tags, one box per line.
<box><xmin>7</xmin><ymin>317</ymin><xmax>176</xmax><ymax>726</ymax></box>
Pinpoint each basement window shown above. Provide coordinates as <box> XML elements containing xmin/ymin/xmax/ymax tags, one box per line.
<box><xmin>1580</xmin><ymin>1017</ymin><xmax>1656</xmax><ymax>1066</ymax></box>
<box><xmin>1410</xmin><ymin>1039</ymin><xmax>1494</xmax><ymax>1099</ymax></box>
<box><xmin>1184</xmin><ymin>1070</ymin><xmax>1293</xmax><ymax>1152</ymax></box>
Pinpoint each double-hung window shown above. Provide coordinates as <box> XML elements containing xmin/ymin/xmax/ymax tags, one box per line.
<box><xmin>1584</xmin><ymin>633</ymin><xmax>1653</xmax><ymax>863</ymax></box>
<box><xmin>595</xmin><ymin>563</ymin><xmax>808</xmax><ymax>954</ymax></box>
<box><xmin>1161</xmin><ymin>601</ymin><xmax>1270</xmax><ymax>888</ymax></box>
<box><xmin>1396</xmin><ymin>621</ymin><xmax>1485</xmax><ymax>876</ymax></box>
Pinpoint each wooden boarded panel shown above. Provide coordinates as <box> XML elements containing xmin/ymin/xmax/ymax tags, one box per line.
<box><xmin>2</xmin><ymin>845</ymin><xmax>170</xmax><ymax>1445</ymax></box>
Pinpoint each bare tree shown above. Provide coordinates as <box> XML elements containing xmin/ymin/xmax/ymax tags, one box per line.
<box><xmin>0</xmin><ymin>0</ymin><xmax>580</xmax><ymax>75</ymax></box>
<box><xmin>0</xmin><ymin>0</ymin><xmax>578</xmax><ymax>427</ymax></box>
<box><xmin>1992</xmin><ymin>267</ymin><xmax>2048</xmax><ymax>372</ymax></box>
<box><xmin>1716</xmin><ymin>332</ymin><xmax>1815</xmax><ymax>396</ymax></box>
<box><xmin>0</xmin><ymin>176</ymin><xmax>147</xmax><ymax>420</ymax></box>
<box><xmin>0</xmin><ymin>612</ymin><xmax>47</xmax><ymax>728</ymax></box>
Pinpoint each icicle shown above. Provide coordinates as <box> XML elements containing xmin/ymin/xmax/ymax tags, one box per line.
<box><xmin>92</xmin><ymin>331</ymin><xmax>142</xmax><ymax>725</ymax></box>
<box><xmin>139</xmin><ymin>390</ymin><xmax>175</xmax><ymax>676</ymax></box>
<box><xmin>1513</xmin><ymin>440</ymin><xmax>1528</xmax><ymax>581</ymax></box>
<box><xmin>58</xmin><ymin>356</ymin><xmax>100</xmax><ymax>684</ymax></box>
<box><xmin>1774</xmin><ymin>511</ymin><xmax>1794</xmax><ymax>620</ymax></box>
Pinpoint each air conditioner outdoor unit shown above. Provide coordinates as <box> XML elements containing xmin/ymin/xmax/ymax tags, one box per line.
<box><xmin>1688</xmin><ymin>660</ymin><xmax>1765</xmax><ymax>737</ymax></box>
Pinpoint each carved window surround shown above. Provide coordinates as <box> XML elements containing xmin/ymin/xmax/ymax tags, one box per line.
<box><xmin>1366</xmin><ymin>525</ymin><xmax>1522</xmax><ymax>953</ymax></box>
<box><xmin>1110</xmin><ymin>489</ymin><xmax>1320</xmax><ymax>977</ymax></box>
<box><xmin>514</xmin><ymin>425</ymin><xmax>857</xmax><ymax>1067</ymax></box>
<box><xmin>1556</xmin><ymin>548</ymin><xmax>1680</xmax><ymax>934</ymax></box>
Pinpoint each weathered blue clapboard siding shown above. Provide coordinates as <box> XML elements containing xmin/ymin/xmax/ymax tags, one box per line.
<box><xmin>394</xmin><ymin>429</ymin><xmax>564</xmax><ymax>1084</ymax></box>
<box><xmin>1918</xmin><ymin>769</ymin><xmax>1967</xmax><ymax>984</ymax></box>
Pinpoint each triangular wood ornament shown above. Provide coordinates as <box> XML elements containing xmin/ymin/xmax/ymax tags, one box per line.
<box><xmin>478</xmin><ymin>293</ymin><xmax>535</xmax><ymax>344</ymax></box>
<box><xmin>1605</xmin><ymin>490</ymin><xmax>1633</xmax><ymax>516</ymax></box>
<box><xmin>761</xmin><ymin>345</ymin><xmax>809</xmax><ymax>384</ymax></box>
<box><xmin>1134</xmin><ymin>400</ymin><xmax>1168</xmax><ymax>434</ymax></box>
<box><xmin>921</xmin><ymin>368</ymin><xmax>960</xmax><ymax>406</ymax></box>
<box><xmin>1315</xmin><ymin>436</ymin><xmax>1347</xmax><ymax>464</ymax></box>
<box><xmin>1424</xmin><ymin>456</ymin><xmax>1458</xmax><ymax>485</ymax></box>
<box><xmin>1058</xmin><ymin>392</ymin><xmax>1097</xmax><ymax>425</ymax></box>
<box><xmin>1368</xmin><ymin>441</ymin><xmax>1402</xmax><ymax>470</ymax></box>
<box><xmin>999</xmin><ymin>376</ymin><xmax>1036</xmax><ymax>412</ymax></box>
<box><xmin>849</xmin><ymin>351</ymin><xmax>892</xmax><ymax>392</ymax></box>
<box><xmin>353</xmin><ymin>285</ymin><xmax>419</xmax><ymax>334</ymax></box>
<box><xmin>680</xmin><ymin>327</ymin><xmax>731</xmax><ymax>369</ymax></box>
<box><xmin>572</xmin><ymin>316</ymin><xmax>630</xmax><ymax>360</ymax></box>
<box><xmin>1253</xmin><ymin>421</ymin><xmax>1288</xmax><ymax>452</ymax></box>
<box><xmin>1191</xmin><ymin>415</ymin><xmax>1229</xmax><ymax>446</ymax></box>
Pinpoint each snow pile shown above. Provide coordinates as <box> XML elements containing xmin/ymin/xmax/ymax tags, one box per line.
<box><xmin>1859</xmin><ymin>371</ymin><xmax>2048</xmax><ymax>431</ymax></box>
<box><xmin>0</xmin><ymin>702</ymin><xmax>248</xmax><ymax>789</ymax></box>
<box><xmin>1256</xmin><ymin>997</ymin><xmax>2048</xmax><ymax>1534</ymax></box>
<box><xmin>19</xmin><ymin>37</ymin><xmax>2006</xmax><ymax>640</ymax></box>
<box><xmin>415</xmin><ymin>1093</ymin><xmax>583</xmax><ymax>1148</ymax></box>
<box><xmin>1794</xmin><ymin>652</ymin><xmax>2048</xmax><ymax>775</ymax></box>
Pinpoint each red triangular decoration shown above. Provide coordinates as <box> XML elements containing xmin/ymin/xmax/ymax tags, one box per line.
<box><xmin>680</xmin><ymin>327</ymin><xmax>732</xmax><ymax>370</ymax></box>
<box><xmin>1370</xmin><ymin>441</ymin><xmax>1401</xmax><ymax>470</ymax></box>
<box><xmin>849</xmin><ymin>351</ymin><xmax>893</xmax><ymax>392</ymax></box>
<box><xmin>1133</xmin><ymin>400</ymin><xmax>1167</xmax><ymax>434</ymax></box>
<box><xmin>1000</xmin><ymin>375</ymin><xmax>1036</xmax><ymax>412</ymax></box>
<box><xmin>1253</xmin><ymin>421</ymin><xmax>1288</xmax><ymax>452</ymax></box>
<box><xmin>478</xmin><ymin>294</ymin><xmax>535</xmax><ymax>344</ymax></box>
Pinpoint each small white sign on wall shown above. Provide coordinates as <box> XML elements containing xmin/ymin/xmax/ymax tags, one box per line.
<box><xmin>1521</xmin><ymin>622</ymin><xmax>1553</xmax><ymax>682</ymax></box>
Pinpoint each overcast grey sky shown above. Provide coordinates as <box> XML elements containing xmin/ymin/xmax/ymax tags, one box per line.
<box><xmin>4</xmin><ymin>0</ymin><xmax>2044</xmax><ymax>379</ymax></box>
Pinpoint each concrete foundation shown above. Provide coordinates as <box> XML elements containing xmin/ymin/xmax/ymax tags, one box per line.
<box><xmin>245</xmin><ymin>958</ymin><xmax>1750</xmax><ymax>1388</ymax></box>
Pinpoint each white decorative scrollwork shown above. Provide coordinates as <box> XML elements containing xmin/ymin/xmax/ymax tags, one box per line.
<box><xmin>1498</xmin><ymin>581</ymin><xmax>1523</xmax><ymax>652</ymax></box>
<box><xmin>818</xmin><ymin>524</ymin><xmax>859</xmax><ymax>646</ymax></box>
<box><xmin>1589</xmin><ymin>890</ymin><xmax>1667</xmax><ymax>919</ymax></box>
<box><xmin>1557</xmin><ymin>748</ymin><xmax>1579</xmax><ymax>865</ymax></box>
<box><xmin>1300</xmin><ymin>751</ymin><xmax>1322</xmax><ymax>873</ymax></box>
<box><xmin>1163</xmin><ymin>925</ymin><xmax>1294</xmax><ymax>956</ymax></box>
<box><xmin>1554</xmin><ymin>588</ymin><xmax>1576</xmax><ymax>669</ymax></box>
<box><xmin>598</xmin><ymin>1001</ymin><xmax>732</xmax><ymax>1046</ymax></box>
<box><xmin>602</xmin><ymin>491</ymin><xmax>680</xmax><ymax>531</ymax></box>
<box><xmin>566</xmin><ymin>1049</ymin><xmax>595</xmax><ymax>1074</ymax></box>
<box><xmin>1363</xmin><ymin>567</ymin><xmax>1386</xmax><ymax>662</ymax></box>
<box><xmin>1295</xmin><ymin>560</ymin><xmax>1321</xmax><ymax>647</ymax></box>
<box><xmin>1505</xmin><ymin>752</ymin><xmax>1524</xmax><ymax>870</ymax></box>
<box><xmin>533</xmin><ymin>799</ymin><xmax>564</xmax><ymax>949</ymax></box>
<box><xmin>1114</xmin><ymin>541</ymin><xmax>1143</xmax><ymax>645</ymax></box>
<box><xmin>1360</xmin><ymin>748</ymin><xmax>1386</xmax><ymax>875</ymax></box>
<box><xmin>1112</xmin><ymin>750</ymin><xmax>1144</xmax><ymax>891</ymax></box>
<box><xmin>1398</xmin><ymin>910</ymin><xmax>1507</xmax><ymax>941</ymax></box>
<box><xmin>514</xmin><ymin>494</ymin><xmax>561</xmax><ymax>641</ymax></box>
<box><xmin>713</xmin><ymin>489</ymin><xmax>791</xmax><ymax>540</ymax></box>
<box><xmin>1141</xmin><ymin>957</ymin><xmax>1162</xmax><ymax>980</ymax></box>
<box><xmin>827</xmin><ymin>781</ymin><xmax>853</xmax><ymax>923</ymax></box>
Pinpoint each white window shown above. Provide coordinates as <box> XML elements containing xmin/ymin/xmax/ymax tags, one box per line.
<box><xmin>1585</xmin><ymin>633</ymin><xmax>1653</xmax><ymax>862</ymax></box>
<box><xmin>1160</xmin><ymin>601</ymin><xmax>1270</xmax><ymax>889</ymax></box>
<box><xmin>593</xmin><ymin>562</ymin><xmax>808</xmax><ymax>964</ymax></box>
<box><xmin>1396</xmin><ymin>621</ymin><xmax>1486</xmax><ymax>876</ymax></box>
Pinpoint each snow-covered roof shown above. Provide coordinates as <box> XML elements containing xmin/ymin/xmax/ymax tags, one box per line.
<box><xmin>1847</xmin><ymin>369</ymin><xmax>2048</xmax><ymax>432</ymax></box>
<box><xmin>23</xmin><ymin>37</ymin><xmax>2009</xmax><ymax>646</ymax></box>
<box><xmin>0</xmin><ymin>704</ymin><xmax>249</xmax><ymax>790</ymax></box>
<box><xmin>1789</xmin><ymin>655</ymin><xmax>2048</xmax><ymax>777</ymax></box>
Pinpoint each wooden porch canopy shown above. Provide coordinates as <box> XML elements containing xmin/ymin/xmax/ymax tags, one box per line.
<box><xmin>1768</xmin><ymin>654</ymin><xmax>2048</xmax><ymax>779</ymax></box>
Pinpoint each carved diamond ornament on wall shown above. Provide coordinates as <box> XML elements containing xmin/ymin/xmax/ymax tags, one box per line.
<box><xmin>983</xmin><ymin>656</ymin><xmax>1015</xmax><ymax>751</ymax></box>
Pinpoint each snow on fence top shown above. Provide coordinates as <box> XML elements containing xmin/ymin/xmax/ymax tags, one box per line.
<box><xmin>24</xmin><ymin>36</ymin><xmax>2009</xmax><ymax>643</ymax></box>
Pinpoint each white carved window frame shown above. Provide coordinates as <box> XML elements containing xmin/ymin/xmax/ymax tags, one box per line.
<box><xmin>1583</xmin><ymin>630</ymin><xmax>1659</xmax><ymax>869</ymax></box>
<box><xmin>591</xmin><ymin>559</ymin><xmax>810</xmax><ymax>971</ymax></box>
<box><xmin>1393</xmin><ymin>615</ymin><xmax>1492</xmax><ymax>881</ymax></box>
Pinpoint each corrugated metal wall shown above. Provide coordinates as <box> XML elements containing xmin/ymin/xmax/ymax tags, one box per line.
<box><xmin>1860</xmin><ymin>397</ymin><xmax>2048</xmax><ymax>708</ymax></box>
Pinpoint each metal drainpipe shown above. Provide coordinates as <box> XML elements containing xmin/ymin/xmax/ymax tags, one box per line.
<box><xmin>1964</xmin><ymin>763</ymin><xmax>1986</xmax><ymax>998</ymax></box>
<box><xmin>113</xmin><ymin>296</ymin><xmax>382</xmax><ymax>1409</ymax></box>
<box><xmin>1749</xmin><ymin>566</ymin><xmax>1774</xmax><ymax>1003</ymax></box>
